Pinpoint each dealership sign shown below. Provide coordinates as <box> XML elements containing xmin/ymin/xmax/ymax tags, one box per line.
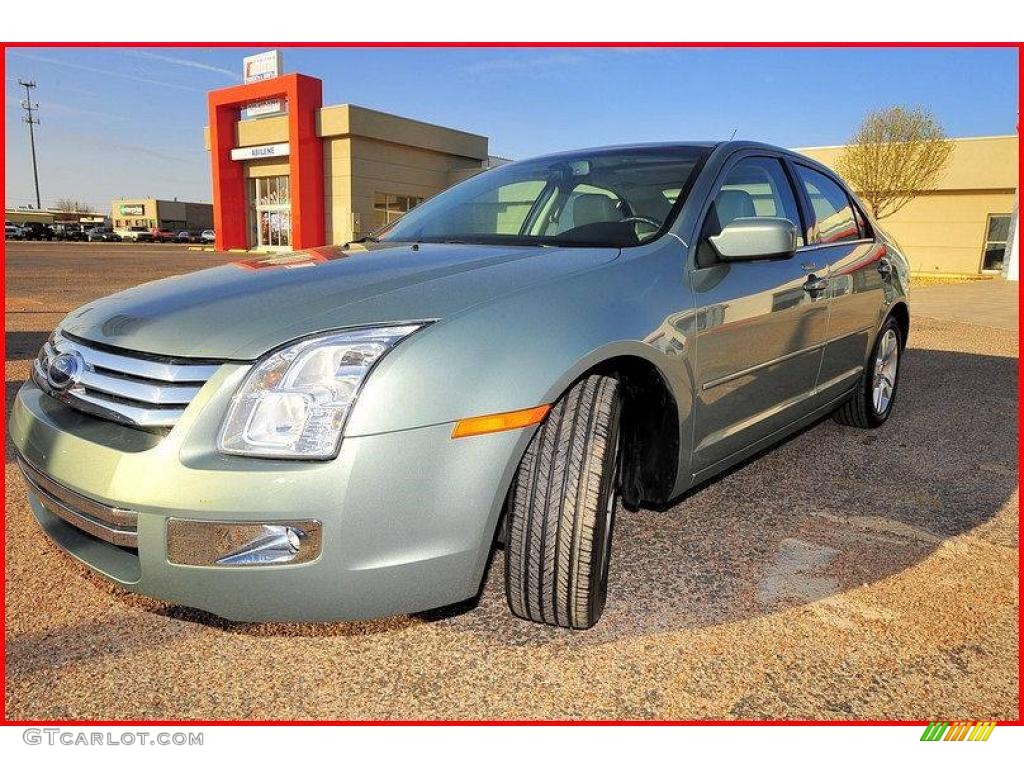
<box><xmin>244</xmin><ymin>99</ymin><xmax>287</xmax><ymax>118</ymax></box>
<box><xmin>243</xmin><ymin>50</ymin><xmax>282</xmax><ymax>82</ymax></box>
<box><xmin>230</xmin><ymin>143</ymin><xmax>290</xmax><ymax>161</ymax></box>
<box><xmin>119</xmin><ymin>204</ymin><xmax>145</xmax><ymax>216</ymax></box>
<box><xmin>242</xmin><ymin>50</ymin><xmax>284</xmax><ymax>119</ymax></box>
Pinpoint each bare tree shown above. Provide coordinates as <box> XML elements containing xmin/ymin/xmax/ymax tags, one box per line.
<box><xmin>836</xmin><ymin>106</ymin><xmax>954</xmax><ymax>220</ymax></box>
<box><xmin>53</xmin><ymin>198</ymin><xmax>95</xmax><ymax>213</ymax></box>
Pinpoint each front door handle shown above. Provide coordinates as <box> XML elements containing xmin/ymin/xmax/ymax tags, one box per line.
<box><xmin>803</xmin><ymin>274</ymin><xmax>829</xmax><ymax>293</ymax></box>
<box><xmin>877</xmin><ymin>257</ymin><xmax>893</xmax><ymax>277</ymax></box>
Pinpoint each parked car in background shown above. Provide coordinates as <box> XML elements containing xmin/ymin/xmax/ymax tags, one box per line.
<box><xmin>175</xmin><ymin>231</ymin><xmax>197</xmax><ymax>243</ymax></box>
<box><xmin>20</xmin><ymin>222</ymin><xmax>55</xmax><ymax>241</ymax></box>
<box><xmin>150</xmin><ymin>227</ymin><xmax>177</xmax><ymax>243</ymax></box>
<box><xmin>53</xmin><ymin>224</ymin><xmax>89</xmax><ymax>242</ymax></box>
<box><xmin>86</xmin><ymin>227</ymin><xmax>122</xmax><ymax>242</ymax></box>
<box><xmin>200</xmin><ymin>229</ymin><xmax>215</xmax><ymax>243</ymax></box>
<box><xmin>11</xmin><ymin>141</ymin><xmax>910</xmax><ymax>629</ymax></box>
<box><xmin>5</xmin><ymin>222</ymin><xmax>24</xmax><ymax>240</ymax></box>
<box><xmin>123</xmin><ymin>226</ymin><xmax>153</xmax><ymax>243</ymax></box>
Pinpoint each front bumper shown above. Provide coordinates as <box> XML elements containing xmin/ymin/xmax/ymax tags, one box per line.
<box><xmin>9</xmin><ymin>377</ymin><xmax>529</xmax><ymax>622</ymax></box>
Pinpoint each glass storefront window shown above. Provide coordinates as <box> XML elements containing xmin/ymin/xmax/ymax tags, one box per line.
<box><xmin>257</xmin><ymin>176</ymin><xmax>290</xmax><ymax>207</ymax></box>
<box><xmin>373</xmin><ymin>192</ymin><xmax>424</xmax><ymax>230</ymax></box>
<box><xmin>249</xmin><ymin>175</ymin><xmax>292</xmax><ymax>250</ymax></box>
<box><xmin>982</xmin><ymin>214</ymin><xmax>1011</xmax><ymax>271</ymax></box>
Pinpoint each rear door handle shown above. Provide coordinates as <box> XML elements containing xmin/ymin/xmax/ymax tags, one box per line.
<box><xmin>803</xmin><ymin>275</ymin><xmax>829</xmax><ymax>293</ymax></box>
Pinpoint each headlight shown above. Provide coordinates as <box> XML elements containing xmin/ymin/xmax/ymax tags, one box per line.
<box><xmin>218</xmin><ymin>325</ymin><xmax>422</xmax><ymax>459</ymax></box>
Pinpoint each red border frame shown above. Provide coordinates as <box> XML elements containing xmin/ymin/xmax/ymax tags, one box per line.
<box><xmin>0</xmin><ymin>41</ymin><xmax>1021</xmax><ymax>728</ymax></box>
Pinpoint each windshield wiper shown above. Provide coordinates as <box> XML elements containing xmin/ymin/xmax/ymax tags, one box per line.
<box><xmin>341</xmin><ymin>235</ymin><xmax>381</xmax><ymax>248</ymax></box>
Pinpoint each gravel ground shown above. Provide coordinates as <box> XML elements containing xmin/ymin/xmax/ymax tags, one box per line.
<box><xmin>4</xmin><ymin>242</ymin><xmax>1019</xmax><ymax>721</ymax></box>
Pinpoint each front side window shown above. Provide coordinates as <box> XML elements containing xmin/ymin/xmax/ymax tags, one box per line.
<box><xmin>697</xmin><ymin>156</ymin><xmax>803</xmax><ymax>266</ymax></box>
<box><xmin>376</xmin><ymin>146</ymin><xmax>710</xmax><ymax>249</ymax></box>
<box><xmin>982</xmin><ymin>214</ymin><xmax>1012</xmax><ymax>271</ymax></box>
<box><xmin>795</xmin><ymin>165</ymin><xmax>861</xmax><ymax>245</ymax></box>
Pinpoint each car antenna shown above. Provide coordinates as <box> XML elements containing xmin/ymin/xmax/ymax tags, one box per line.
<box><xmin>729</xmin><ymin>128</ymin><xmax>738</xmax><ymax>140</ymax></box>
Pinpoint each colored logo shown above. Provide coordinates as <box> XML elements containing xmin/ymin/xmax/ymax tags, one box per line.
<box><xmin>46</xmin><ymin>351</ymin><xmax>83</xmax><ymax>391</ymax></box>
<box><xmin>921</xmin><ymin>721</ymin><xmax>996</xmax><ymax>741</ymax></box>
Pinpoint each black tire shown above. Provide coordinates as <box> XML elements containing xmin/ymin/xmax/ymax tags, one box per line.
<box><xmin>504</xmin><ymin>374</ymin><xmax>622</xmax><ymax>629</ymax></box>
<box><xmin>834</xmin><ymin>316</ymin><xmax>902</xmax><ymax>428</ymax></box>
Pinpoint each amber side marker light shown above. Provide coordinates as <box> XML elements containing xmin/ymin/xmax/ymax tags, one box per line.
<box><xmin>452</xmin><ymin>404</ymin><xmax>551</xmax><ymax>439</ymax></box>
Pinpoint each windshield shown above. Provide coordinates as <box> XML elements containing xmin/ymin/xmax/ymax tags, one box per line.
<box><xmin>376</xmin><ymin>146</ymin><xmax>710</xmax><ymax>249</ymax></box>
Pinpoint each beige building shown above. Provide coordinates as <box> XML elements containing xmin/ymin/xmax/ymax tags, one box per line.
<box><xmin>798</xmin><ymin>135</ymin><xmax>1018</xmax><ymax>276</ymax></box>
<box><xmin>204</xmin><ymin>104</ymin><xmax>489</xmax><ymax>249</ymax></box>
<box><xmin>111</xmin><ymin>198</ymin><xmax>213</xmax><ymax>234</ymax></box>
<box><xmin>5</xmin><ymin>208</ymin><xmax>106</xmax><ymax>227</ymax></box>
<box><xmin>203</xmin><ymin>62</ymin><xmax>1016</xmax><ymax>273</ymax></box>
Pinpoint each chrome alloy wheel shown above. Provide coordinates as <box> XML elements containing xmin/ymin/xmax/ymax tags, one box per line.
<box><xmin>872</xmin><ymin>328</ymin><xmax>899</xmax><ymax>415</ymax></box>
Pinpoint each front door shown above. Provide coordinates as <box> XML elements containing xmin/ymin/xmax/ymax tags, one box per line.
<box><xmin>690</xmin><ymin>154</ymin><xmax>830</xmax><ymax>470</ymax></box>
<box><xmin>251</xmin><ymin>176</ymin><xmax>292</xmax><ymax>251</ymax></box>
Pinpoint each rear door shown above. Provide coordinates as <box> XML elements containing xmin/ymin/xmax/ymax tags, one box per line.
<box><xmin>690</xmin><ymin>153</ymin><xmax>829</xmax><ymax>470</ymax></box>
<box><xmin>789</xmin><ymin>163</ymin><xmax>888</xmax><ymax>399</ymax></box>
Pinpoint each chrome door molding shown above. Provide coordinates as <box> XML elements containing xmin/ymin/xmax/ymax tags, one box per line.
<box><xmin>701</xmin><ymin>343</ymin><xmax>826</xmax><ymax>391</ymax></box>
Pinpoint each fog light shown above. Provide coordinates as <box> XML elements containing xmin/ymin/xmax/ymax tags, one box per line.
<box><xmin>166</xmin><ymin>519</ymin><xmax>321</xmax><ymax>567</ymax></box>
<box><xmin>216</xmin><ymin>525</ymin><xmax>303</xmax><ymax>565</ymax></box>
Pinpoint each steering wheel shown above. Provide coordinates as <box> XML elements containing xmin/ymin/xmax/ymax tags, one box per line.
<box><xmin>619</xmin><ymin>216</ymin><xmax>663</xmax><ymax>231</ymax></box>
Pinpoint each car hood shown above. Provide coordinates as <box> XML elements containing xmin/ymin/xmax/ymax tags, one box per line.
<box><xmin>60</xmin><ymin>242</ymin><xmax>619</xmax><ymax>359</ymax></box>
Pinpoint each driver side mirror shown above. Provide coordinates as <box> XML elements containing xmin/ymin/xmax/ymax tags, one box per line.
<box><xmin>709</xmin><ymin>217</ymin><xmax>798</xmax><ymax>262</ymax></box>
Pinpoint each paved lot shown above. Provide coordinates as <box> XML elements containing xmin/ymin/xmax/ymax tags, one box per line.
<box><xmin>4</xmin><ymin>242</ymin><xmax>1019</xmax><ymax>720</ymax></box>
<box><xmin>911</xmin><ymin>278</ymin><xmax>1019</xmax><ymax>331</ymax></box>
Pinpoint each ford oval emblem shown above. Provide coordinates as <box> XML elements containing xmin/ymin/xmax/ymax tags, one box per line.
<box><xmin>47</xmin><ymin>351</ymin><xmax>84</xmax><ymax>391</ymax></box>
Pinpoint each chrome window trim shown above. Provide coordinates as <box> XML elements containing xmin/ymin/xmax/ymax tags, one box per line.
<box><xmin>796</xmin><ymin>238</ymin><xmax>874</xmax><ymax>253</ymax></box>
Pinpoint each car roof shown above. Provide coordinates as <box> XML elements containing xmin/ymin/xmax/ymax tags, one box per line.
<box><xmin>711</xmin><ymin>140</ymin><xmax>842</xmax><ymax>173</ymax></box>
<box><xmin>514</xmin><ymin>141</ymin><xmax>721</xmax><ymax>163</ymax></box>
<box><xmin>499</xmin><ymin>140</ymin><xmax>832</xmax><ymax>172</ymax></box>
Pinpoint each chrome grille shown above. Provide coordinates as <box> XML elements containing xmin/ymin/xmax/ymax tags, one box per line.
<box><xmin>18</xmin><ymin>455</ymin><xmax>138</xmax><ymax>548</ymax></box>
<box><xmin>33</xmin><ymin>331</ymin><xmax>221</xmax><ymax>429</ymax></box>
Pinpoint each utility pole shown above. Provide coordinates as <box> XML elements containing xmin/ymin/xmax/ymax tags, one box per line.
<box><xmin>18</xmin><ymin>79</ymin><xmax>41</xmax><ymax>210</ymax></box>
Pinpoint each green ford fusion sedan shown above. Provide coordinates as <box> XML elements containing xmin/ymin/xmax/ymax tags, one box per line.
<box><xmin>10</xmin><ymin>141</ymin><xmax>909</xmax><ymax>629</ymax></box>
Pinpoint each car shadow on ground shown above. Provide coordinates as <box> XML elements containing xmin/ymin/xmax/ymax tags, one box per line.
<box><xmin>6</xmin><ymin>330</ymin><xmax>50</xmax><ymax>360</ymax></box>
<box><xmin>417</xmin><ymin>346</ymin><xmax>1018</xmax><ymax>646</ymax></box>
<box><xmin>4</xmin><ymin>344</ymin><xmax>1019</xmax><ymax>653</ymax></box>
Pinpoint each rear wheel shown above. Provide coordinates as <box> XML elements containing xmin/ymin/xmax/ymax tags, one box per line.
<box><xmin>504</xmin><ymin>374</ymin><xmax>622</xmax><ymax>629</ymax></box>
<box><xmin>834</xmin><ymin>316</ymin><xmax>902</xmax><ymax>428</ymax></box>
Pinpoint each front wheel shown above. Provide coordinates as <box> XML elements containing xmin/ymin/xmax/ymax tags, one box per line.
<box><xmin>834</xmin><ymin>316</ymin><xmax>902</xmax><ymax>428</ymax></box>
<box><xmin>504</xmin><ymin>374</ymin><xmax>622</xmax><ymax>629</ymax></box>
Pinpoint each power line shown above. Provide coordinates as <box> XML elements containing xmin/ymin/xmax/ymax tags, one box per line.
<box><xmin>18</xmin><ymin>79</ymin><xmax>42</xmax><ymax>210</ymax></box>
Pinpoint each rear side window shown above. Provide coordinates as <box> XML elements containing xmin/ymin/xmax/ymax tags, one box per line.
<box><xmin>795</xmin><ymin>166</ymin><xmax>861</xmax><ymax>245</ymax></box>
<box><xmin>851</xmin><ymin>201</ymin><xmax>873</xmax><ymax>239</ymax></box>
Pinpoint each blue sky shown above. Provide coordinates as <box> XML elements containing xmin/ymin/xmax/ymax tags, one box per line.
<box><xmin>4</xmin><ymin>46</ymin><xmax>1018</xmax><ymax>211</ymax></box>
